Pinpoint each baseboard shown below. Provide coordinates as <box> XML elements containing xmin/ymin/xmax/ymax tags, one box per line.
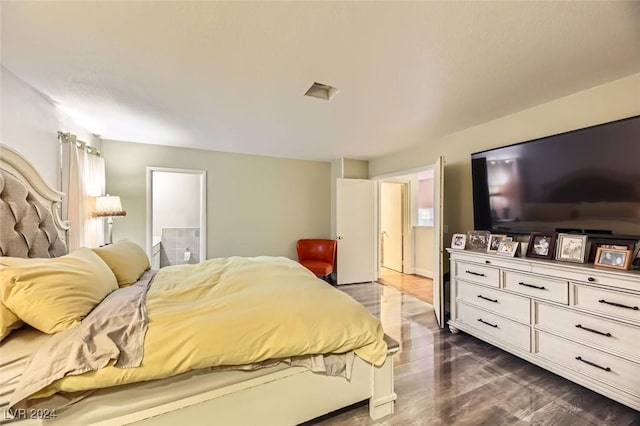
<box><xmin>414</xmin><ymin>268</ymin><xmax>433</xmax><ymax>278</ymax></box>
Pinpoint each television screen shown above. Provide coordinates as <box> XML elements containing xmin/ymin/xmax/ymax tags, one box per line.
<box><xmin>471</xmin><ymin>115</ymin><xmax>640</xmax><ymax>239</ymax></box>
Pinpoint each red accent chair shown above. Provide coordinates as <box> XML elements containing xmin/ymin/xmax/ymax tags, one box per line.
<box><xmin>296</xmin><ymin>239</ymin><xmax>337</xmax><ymax>283</ymax></box>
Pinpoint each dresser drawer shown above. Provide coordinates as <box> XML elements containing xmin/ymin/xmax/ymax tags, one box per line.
<box><xmin>531</xmin><ymin>264</ymin><xmax>640</xmax><ymax>293</ymax></box>
<box><xmin>536</xmin><ymin>331</ymin><xmax>640</xmax><ymax>397</ymax></box>
<box><xmin>503</xmin><ymin>271</ymin><xmax>568</xmax><ymax>304</ymax></box>
<box><xmin>572</xmin><ymin>284</ymin><xmax>640</xmax><ymax>325</ymax></box>
<box><xmin>535</xmin><ymin>302</ymin><xmax>640</xmax><ymax>362</ymax></box>
<box><xmin>458</xmin><ymin>281</ymin><xmax>530</xmax><ymax>324</ymax></box>
<box><xmin>455</xmin><ymin>261</ymin><xmax>500</xmax><ymax>288</ymax></box>
<box><xmin>457</xmin><ymin>302</ymin><xmax>530</xmax><ymax>351</ymax></box>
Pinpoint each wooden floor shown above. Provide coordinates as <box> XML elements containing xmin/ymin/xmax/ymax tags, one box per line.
<box><xmin>307</xmin><ymin>282</ymin><xmax>639</xmax><ymax>426</ymax></box>
<box><xmin>377</xmin><ymin>267</ymin><xmax>433</xmax><ymax>304</ymax></box>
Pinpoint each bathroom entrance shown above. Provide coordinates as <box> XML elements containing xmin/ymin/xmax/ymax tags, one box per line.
<box><xmin>146</xmin><ymin>167</ymin><xmax>207</xmax><ymax>268</ymax></box>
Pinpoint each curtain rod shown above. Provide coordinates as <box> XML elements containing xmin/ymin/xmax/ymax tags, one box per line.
<box><xmin>57</xmin><ymin>131</ymin><xmax>102</xmax><ymax>157</ymax></box>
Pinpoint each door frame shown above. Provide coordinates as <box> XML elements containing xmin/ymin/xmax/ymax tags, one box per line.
<box><xmin>146</xmin><ymin>167</ymin><xmax>207</xmax><ymax>264</ymax></box>
<box><xmin>372</xmin><ymin>162</ymin><xmax>444</xmax><ymax>326</ymax></box>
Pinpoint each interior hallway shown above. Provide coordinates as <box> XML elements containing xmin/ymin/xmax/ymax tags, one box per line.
<box><xmin>377</xmin><ymin>267</ymin><xmax>434</xmax><ymax>304</ymax></box>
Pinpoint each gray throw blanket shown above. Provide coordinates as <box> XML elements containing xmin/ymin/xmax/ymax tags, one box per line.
<box><xmin>10</xmin><ymin>270</ymin><xmax>155</xmax><ymax>409</ymax></box>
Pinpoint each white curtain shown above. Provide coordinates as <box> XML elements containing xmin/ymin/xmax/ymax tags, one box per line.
<box><xmin>67</xmin><ymin>142</ymin><xmax>105</xmax><ymax>250</ymax></box>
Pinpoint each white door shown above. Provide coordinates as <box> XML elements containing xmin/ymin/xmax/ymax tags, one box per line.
<box><xmin>380</xmin><ymin>182</ymin><xmax>404</xmax><ymax>272</ymax></box>
<box><xmin>433</xmin><ymin>156</ymin><xmax>445</xmax><ymax>327</ymax></box>
<box><xmin>336</xmin><ymin>178</ymin><xmax>376</xmax><ymax>285</ymax></box>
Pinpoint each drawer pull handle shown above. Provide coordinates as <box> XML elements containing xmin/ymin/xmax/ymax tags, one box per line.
<box><xmin>518</xmin><ymin>282</ymin><xmax>546</xmax><ymax>290</ymax></box>
<box><xmin>485</xmin><ymin>260</ymin><xmax>491</xmax><ymax>264</ymax></box>
<box><xmin>575</xmin><ymin>356</ymin><xmax>611</xmax><ymax>372</ymax></box>
<box><xmin>466</xmin><ymin>270</ymin><xmax>486</xmax><ymax>277</ymax></box>
<box><xmin>477</xmin><ymin>295</ymin><xmax>498</xmax><ymax>303</ymax></box>
<box><xmin>477</xmin><ymin>318</ymin><xmax>498</xmax><ymax>328</ymax></box>
<box><xmin>598</xmin><ymin>299</ymin><xmax>639</xmax><ymax>311</ymax></box>
<box><xmin>587</xmin><ymin>277</ymin><xmax>596</xmax><ymax>282</ymax></box>
<box><xmin>575</xmin><ymin>324</ymin><xmax>611</xmax><ymax>337</ymax></box>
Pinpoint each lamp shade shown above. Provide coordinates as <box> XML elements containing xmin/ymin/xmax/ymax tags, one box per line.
<box><xmin>92</xmin><ymin>195</ymin><xmax>127</xmax><ymax>218</ymax></box>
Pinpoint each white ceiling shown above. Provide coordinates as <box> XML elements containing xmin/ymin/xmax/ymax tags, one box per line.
<box><xmin>2</xmin><ymin>1</ymin><xmax>639</xmax><ymax>161</ymax></box>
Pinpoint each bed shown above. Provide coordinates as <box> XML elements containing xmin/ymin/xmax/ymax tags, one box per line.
<box><xmin>0</xmin><ymin>144</ymin><xmax>398</xmax><ymax>425</ymax></box>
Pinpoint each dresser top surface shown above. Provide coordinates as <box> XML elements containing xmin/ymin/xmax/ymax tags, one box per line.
<box><xmin>447</xmin><ymin>248</ymin><xmax>640</xmax><ymax>284</ymax></box>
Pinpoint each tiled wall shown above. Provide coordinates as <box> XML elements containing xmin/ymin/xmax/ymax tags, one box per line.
<box><xmin>160</xmin><ymin>227</ymin><xmax>200</xmax><ymax>267</ymax></box>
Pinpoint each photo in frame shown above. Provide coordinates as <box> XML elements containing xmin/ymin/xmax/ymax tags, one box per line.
<box><xmin>466</xmin><ymin>230</ymin><xmax>490</xmax><ymax>251</ymax></box>
<box><xmin>555</xmin><ymin>233</ymin><xmax>588</xmax><ymax>263</ymax></box>
<box><xmin>496</xmin><ymin>240</ymin><xmax>519</xmax><ymax>257</ymax></box>
<box><xmin>487</xmin><ymin>234</ymin><xmax>511</xmax><ymax>254</ymax></box>
<box><xmin>451</xmin><ymin>233</ymin><xmax>467</xmax><ymax>250</ymax></box>
<box><xmin>526</xmin><ymin>232</ymin><xmax>557</xmax><ymax>260</ymax></box>
<box><xmin>587</xmin><ymin>238</ymin><xmax>636</xmax><ymax>263</ymax></box>
<box><xmin>594</xmin><ymin>247</ymin><xmax>632</xmax><ymax>270</ymax></box>
<box><xmin>633</xmin><ymin>245</ymin><xmax>640</xmax><ymax>269</ymax></box>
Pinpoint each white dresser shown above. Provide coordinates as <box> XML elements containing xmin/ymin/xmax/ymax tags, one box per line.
<box><xmin>447</xmin><ymin>249</ymin><xmax>640</xmax><ymax>411</ymax></box>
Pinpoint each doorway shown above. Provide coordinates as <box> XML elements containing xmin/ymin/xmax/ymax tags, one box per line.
<box><xmin>146</xmin><ymin>167</ymin><xmax>207</xmax><ymax>269</ymax></box>
<box><xmin>373</xmin><ymin>158</ymin><xmax>444</xmax><ymax>326</ymax></box>
<box><xmin>380</xmin><ymin>181</ymin><xmax>406</xmax><ymax>273</ymax></box>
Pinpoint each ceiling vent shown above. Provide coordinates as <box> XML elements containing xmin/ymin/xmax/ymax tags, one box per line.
<box><xmin>304</xmin><ymin>82</ymin><xmax>339</xmax><ymax>101</ymax></box>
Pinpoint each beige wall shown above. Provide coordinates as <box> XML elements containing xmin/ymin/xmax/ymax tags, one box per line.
<box><xmin>1</xmin><ymin>66</ymin><xmax>100</xmax><ymax>188</ymax></box>
<box><xmin>329</xmin><ymin>158</ymin><xmax>369</xmax><ymax>238</ymax></box>
<box><xmin>152</xmin><ymin>171</ymin><xmax>201</xmax><ymax>235</ymax></box>
<box><xmin>414</xmin><ymin>226</ymin><xmax>434</xmax><ymax>278</ymax></box>
<box><xmin>103</xmin><ymin>140</ymin><xmax>331</xmax><ymax>260</ymax></box>
<box><xmin>369</xmin><ymin>73</ymin><xmax>640</xmax><ymax>241</ymax></box>
<box><xmin>343</xmin><ymin>158</ymin><xmax>369</xmax><ymax>179</ymax></box>
<box><xmin>330</xmin><ymin>159</ymin><xmax>343</xmax><ymax>238</ymax></box>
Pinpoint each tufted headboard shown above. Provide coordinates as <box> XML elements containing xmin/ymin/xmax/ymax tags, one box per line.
<box><xmin>0</xmin><ymin>144</ymin><xmax>68</xmax><ymax>258</ymax></box>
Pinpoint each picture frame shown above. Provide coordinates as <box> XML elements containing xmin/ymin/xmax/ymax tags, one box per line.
<box><xmin>586</xmin><ymin>238</ymin><xmax>636</xmax><ymax>263</ymax></box>
<box><xmin>594</xmin><ymin>247</ymin><xmax>632</xmax><ymax>270</ymax></box>
<box><xmin>450</xmin><ymin>233</ymin><xmax>467</xmax><ymax>250</ymax></box>
<box><xmin>487</xmin><ymin>234</ymin><xmax>511</xmax><ymax>254</ymax></box>
<box><xmin>633</xmin><ymin>245</ymin><xmax>640</xmax><ymax>269</ymax></box>
<box><xmin>632</xmin><ymin>246</ymin><xmax>640</xmax><ymax>270</ymax></box>
<box><xmin>466</xmin><ymin>230</ymin><xmax>490</xmax><ymax>252</ymax></box>
<box><xmin>496</xmin><ymin>240</ymin><xmax>519</xmax><ymax>257</ymax></box>
<box><xmin>526</xmin><ymin>232</ymin><xmax>557</xmax><ymax>260</ymax></box>
<box><xmin>555</xmin><ymin>233</ymin><xmax>588</xmax><ymax>263</ymax></box>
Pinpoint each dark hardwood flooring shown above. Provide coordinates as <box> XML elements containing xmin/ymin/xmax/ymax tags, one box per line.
<box><xmin>309</xmin><ymin>282</ymin><xmax>639</xmax><ymax>426</ymax></box>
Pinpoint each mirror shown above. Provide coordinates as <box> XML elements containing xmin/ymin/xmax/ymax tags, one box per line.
<box><xmin>146</xmin><ymin>167</ymin><xmax>206</xmax><ymax>268</ymax></box>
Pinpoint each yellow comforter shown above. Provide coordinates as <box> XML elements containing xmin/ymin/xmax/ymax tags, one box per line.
<box><xmin>31</xmin><ymin>256</ymin><xmax>387</xmax><ymax>399</ymax></box>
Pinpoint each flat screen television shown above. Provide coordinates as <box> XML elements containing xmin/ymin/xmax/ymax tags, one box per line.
<box><xmin>471</xmin><ymin>115</ymin><xmax>640</xmax><ymax>240</ymax></box>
